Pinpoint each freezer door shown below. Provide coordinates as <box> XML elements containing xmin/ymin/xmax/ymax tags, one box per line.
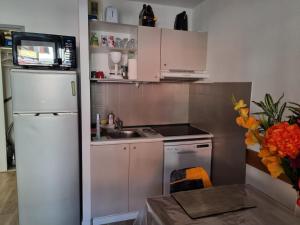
<box><xmin>14</xmin><ymin>113</ymin><xmax>80</xmax><ymax>225</ymax></box>
<box><xmin>11</xmin><ymin>69</ymin><xmax>78</xmax><ymax>113</ymax></box>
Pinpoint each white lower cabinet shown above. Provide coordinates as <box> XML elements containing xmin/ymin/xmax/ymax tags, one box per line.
<box><xmin>129</xmin><ymin>142</ymin><xmax>163</xmax><ymax>211</ymax></box>
<box><xmin>91</xmin><ymin>144</ymin><xmax>129</xmax><ymax>217</ymax></box>
<box><xmin>91</xmin><ymin>141</ymin><xmax>163</xmax><ymax>218</ymax></box>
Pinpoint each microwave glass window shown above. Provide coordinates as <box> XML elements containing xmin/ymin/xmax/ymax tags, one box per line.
<box><xmin>17</xmin><ymin>40</ymin><xmax>55</xmax><ymax>65</ymax></box>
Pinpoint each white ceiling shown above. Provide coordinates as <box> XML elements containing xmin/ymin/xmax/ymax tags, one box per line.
<box><xmin>129</xmin><ymin>0</ymin><xmax>206</xmax><ymax>9</ymax></box>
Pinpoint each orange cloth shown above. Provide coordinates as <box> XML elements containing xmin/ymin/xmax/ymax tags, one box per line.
<box><xmin>186</xmin><ymin>167</ymin><xmax>212</xmax><ymax>188</ymax></box>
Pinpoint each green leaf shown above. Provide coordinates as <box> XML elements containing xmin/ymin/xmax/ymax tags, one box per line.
<box><xmin>274</xmin><ymin>93</ymin><xmax>284</xmax><ymax>112</ymax></box>
<box><xmin>288</xmin><ymin>102</ymin><xmax>300</xmax><ymax>108</ymax></box>
<box><xmin>277</xmin><ymin>102</ymin><xmax>286</xmax><ymax>122</ymax></box>
<box><xmin>288</xmin><ymin>108</ymin><xmax>300</xmax><ymax>116</ymax></box>
<box><xmin>252</xmin><ymin>112</ymin><xmax>267</xmax><ymax>115</ymax></box>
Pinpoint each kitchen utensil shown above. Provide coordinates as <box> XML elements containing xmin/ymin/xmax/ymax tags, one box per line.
<box><xmin>108</xmin><ymin>35</ymin><xmax>115</xmax><ymax>48</ymax></box>
<box><xmin>101</xmin><ymin>35</ymin><xmax>108</xmax><ymax>47</ymax></box>
<box><xmin>126</xmin><ymin>38</ymin><xmax>136</xmax><ymax>49</ymax></box>
<box><xmin>96</xmin><ymin>71</ymin><xmax>104</xmax><ymax>79</ymax></box>
<box><xmin>115</xmin><ymin>38</ymin><xmax>122</xmax><ymax>48</ymax></box>
<box><xmin>121</xmin><ymin>38</ymin><xmax>128</xmax><ymax>48</ymax></box>
<box><xmin>90</xmin><ymin>33</ymin><xmax>99</xmax><ymax>47</ymax></box>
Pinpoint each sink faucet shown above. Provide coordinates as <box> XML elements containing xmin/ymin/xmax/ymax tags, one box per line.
<box><xmin>115</xmin><ymin>117</ymin><xmax>123</xmax><ymax>130</ymax></box>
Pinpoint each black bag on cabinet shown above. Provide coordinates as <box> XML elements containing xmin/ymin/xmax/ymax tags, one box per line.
<box><xmin>174</xmin><ymin>11</ymin><xmax>188</xmax><ymax>31</ymax></box>
<box><xmin>139</xmin><ymin>4</ymin><xmax>156</xmax><ymax>27</ymax></box>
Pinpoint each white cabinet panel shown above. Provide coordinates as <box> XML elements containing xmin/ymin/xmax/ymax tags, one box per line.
<box><xmin>129</xmin><ymin>142</ymin><xmax>163</xmax><ymax>211</ymax></box>
<box><xmin>161</xmin><ymin>29</ymin><xmax>207</xmax><ymax>71</ymax></box>
<box><xmin>137</xmin><ymin>26</ymin><xmax>161</xmax><ymax>82</ymax></box>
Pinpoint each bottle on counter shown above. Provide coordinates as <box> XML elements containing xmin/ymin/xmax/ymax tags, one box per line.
<box><xmin>108</xmin><ymin>112</ymin><xmax>115</xmax><ymax>126</ymax></box>
<box><xmin>96</xmin><ymin>113</ymin><xmax>101</xmax><ymax>140</ymax></box>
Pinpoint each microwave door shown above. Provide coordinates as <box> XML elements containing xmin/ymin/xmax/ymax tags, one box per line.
<box><xmin>12</xmin><ymin>32</ymin><xmax>61</xmax><ymax>67</ymax></box>
<box><xmin>16</xmin><ymin>40</ymin><xmax>56</xmax><ymax>67</ymax></box>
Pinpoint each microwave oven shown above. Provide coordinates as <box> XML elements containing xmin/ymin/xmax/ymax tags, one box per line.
<box><xmin>12</xmin><ymin>32</ymin><xmax>77</xmax><ymax>70</ymax></box>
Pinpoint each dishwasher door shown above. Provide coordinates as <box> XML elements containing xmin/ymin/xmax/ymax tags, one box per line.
<box><xmin>163</xmin><ymin>139</ymin><xmax>212</xmax><ymax>195</ymax></box>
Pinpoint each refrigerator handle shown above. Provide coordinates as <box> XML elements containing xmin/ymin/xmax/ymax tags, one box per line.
<box><xmin>34</xmin><ymin>113</ymin><xmax>59</xmax><ymax>117</ymax></box>
<box><xmin>71</xmin><ymin>81</ymin><xmax>76</xmax><ymax>96</ymax></box>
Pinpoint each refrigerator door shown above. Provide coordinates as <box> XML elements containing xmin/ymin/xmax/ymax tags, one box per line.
<box><xmin>14</xmin><ymin>113</ymin><xmax>80</xmax><ymax>225</ymax></box>
<box><xmin>11</xmin><ymin>69</ymin><xmax>78</xmax><ymax>113</ymax></box>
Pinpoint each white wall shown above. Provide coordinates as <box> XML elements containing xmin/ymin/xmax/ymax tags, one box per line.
<box><xmin>193</xmin><ymin>0</ymin><xmax>300</xmax><ymax>107</ymax></box>
<box><xmin>102</xmin><ymin>0</ymin><xmax>193</xmax><ymax>30</ymax></box>
<box><xmin>0</xmin><ymin>0</ymin><xmax>79</xmax><ymax>37</ymax></box>
<box><xmin>192</xmin><ymin>0</ymin><xmax>300</xmax><ymax>209</ymax></box>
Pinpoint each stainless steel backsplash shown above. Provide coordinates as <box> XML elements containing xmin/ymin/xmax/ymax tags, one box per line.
<box><xmin>189</xmin><ymin>82</ymin><xmax>252</xmax><ymax>185</ymax></box>
<box><xmin>91</xmin><ymin>82</ymin><xmax>190</xmax><ymax>126</ymax></box>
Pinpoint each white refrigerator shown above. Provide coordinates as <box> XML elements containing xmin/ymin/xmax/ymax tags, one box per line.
<box><xmin>11</xmin><ymin>69</ymin><xmax>80</xmax><ymax>225</ymax></box>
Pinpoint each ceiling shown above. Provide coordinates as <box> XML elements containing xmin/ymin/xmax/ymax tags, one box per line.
<box><xmin>129</xmin><ymin>0</ymin><xmax>206</xmax><ymax>9</ymax></box>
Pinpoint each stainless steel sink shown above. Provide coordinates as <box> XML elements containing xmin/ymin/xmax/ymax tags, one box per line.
<box><xmin>106</xmin><ymin>129</ymin><xmax>143</xmax><ymax>139</ymax></box>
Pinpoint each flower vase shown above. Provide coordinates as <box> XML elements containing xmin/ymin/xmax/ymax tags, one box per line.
<box><xmin>295</xmin><ymin>193</ymin><xmax>300</xmax><ymax>217</ymax></box>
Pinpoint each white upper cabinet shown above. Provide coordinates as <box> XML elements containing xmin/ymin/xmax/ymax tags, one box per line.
<box><xmin>137</xmin><ymin>26</ymin><xmax>161</xmax><ymax>82</ymax></box>
<box><xmin>161</xmin><ymin>29</ymin><xmax>207</xmax><ymax>72</ymax></box>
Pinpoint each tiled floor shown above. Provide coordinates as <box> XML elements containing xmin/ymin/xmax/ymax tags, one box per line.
<box><xmin>0</xmin><ymin>171</ymin><xmax>18</xmax><ymax>225</ymax></box>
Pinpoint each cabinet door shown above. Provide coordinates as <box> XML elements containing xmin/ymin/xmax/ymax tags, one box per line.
<box><xmin>91</xmin><ymin>144</ymin><xmax>129</xmax><ymax>217</ymax></box>
<box><xmin>161</xmin><ymin>29</ymin><xmax>207</xmax><ymax>71</ymax></box>
<box><xmin>137</xmin><ymin>26</ymin><xmax>161</xmax><ymax>82</ymax></box>
<box><xmin>129</xmin><ymin>142</ymin><xmax>163</xmax><ymax>211</ymax></box>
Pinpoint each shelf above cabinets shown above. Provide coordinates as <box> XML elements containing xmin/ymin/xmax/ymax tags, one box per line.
<box><xmin>89</xmin><ymin>21</ymin><xmax>138</xmax><ymax>34</ymax></box>
<box><xmin>90</xmin><ymin>78</ymin><xmax>138</xmax><ymax>83</ymax></box>
<box><xmin>90</xmin><ymin>46</ymin><xmax>137</xmax><ymax>54</ymax></box>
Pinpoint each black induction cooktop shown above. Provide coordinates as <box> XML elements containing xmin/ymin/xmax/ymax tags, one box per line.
<box><xmin>151</xmin><ymin>124</ymin><xmax>209</xmax><ymax>137</ymax></box>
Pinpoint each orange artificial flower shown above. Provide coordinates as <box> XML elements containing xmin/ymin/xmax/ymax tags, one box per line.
<box><xmin>240</xmin><ymin>108</ymin><xmax>249</xmax><ymax>118</ymax></box>
<box><xmin>245</xmin><ymin>116</ymin><xmax>260</xmax><ymax>130</ymax></box>
<box><xmin>234</xmin><ymin>100</ymin><xmax>247</xmax><ymax>111</ymax></box>
<box><xmin>264</xmin><ymin>122</ymin><xmax>300</xmax><ymax>159</ymax></box>
<box><xmin>236</xmin><ymin>116</ymin><xmax>246</xmax><ymax>128</ymax></box>
<box><xmin>245</xmin><ymin>131</ymin><xmax>258</xmax><ymax>145</ymax></box>
<box><xmin>259</xmin><ymin>148</ymin><xmax>284</xmax><ymax>178</ymax></box>
<box><xmin>260</xmin><ymin>153</ymin><xmax>284</xmax><ymax>178</ymax></box>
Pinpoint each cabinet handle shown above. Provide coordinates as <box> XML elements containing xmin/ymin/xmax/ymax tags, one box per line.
<box><xmin>123</xmin><ymin>147</ymin><xmax>127</xmax><ymax>150</ymax></box>
<box><xmin>71</xmin><ymin>81</ymin><xmax>76</xmax><ymax>96</ymax></box>
<box><xmin>133</xmin><ymin>146</ymin><xmax>136</xmax><ymax>150</ymax></box>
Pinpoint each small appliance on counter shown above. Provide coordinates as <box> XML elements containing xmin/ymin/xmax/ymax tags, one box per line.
<box><xmin>109</xmin><ymin>51</ymin><xmax>122</xmax><ymax>78</ymax></box>
<box><xmin>105</xmin><ymin>6</ymin><xmax>119</xmax><ymax>23</ymax></box>
<box><xmin>12</xmin><ymin>32</ymin><xmax>77</xmax><ymax>70</ymax></box>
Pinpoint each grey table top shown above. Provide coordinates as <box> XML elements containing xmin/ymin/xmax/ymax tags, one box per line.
<box><xmin>134</xmin><ymin>184</ymin><xmax>300</xmax><ymax>225</ymax></box>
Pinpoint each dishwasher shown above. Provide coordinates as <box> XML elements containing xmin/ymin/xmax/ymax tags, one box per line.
<box><xmin>163</xmin><ymin>139</ymin><xmax>212</xmax><ymax>195</ymax></box>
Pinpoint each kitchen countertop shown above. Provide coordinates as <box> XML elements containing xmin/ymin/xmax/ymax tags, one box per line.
<box><xmin>91</xmin><ymin>125</ymin><xmax>213</xmax><ymax>146</ymax></box>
